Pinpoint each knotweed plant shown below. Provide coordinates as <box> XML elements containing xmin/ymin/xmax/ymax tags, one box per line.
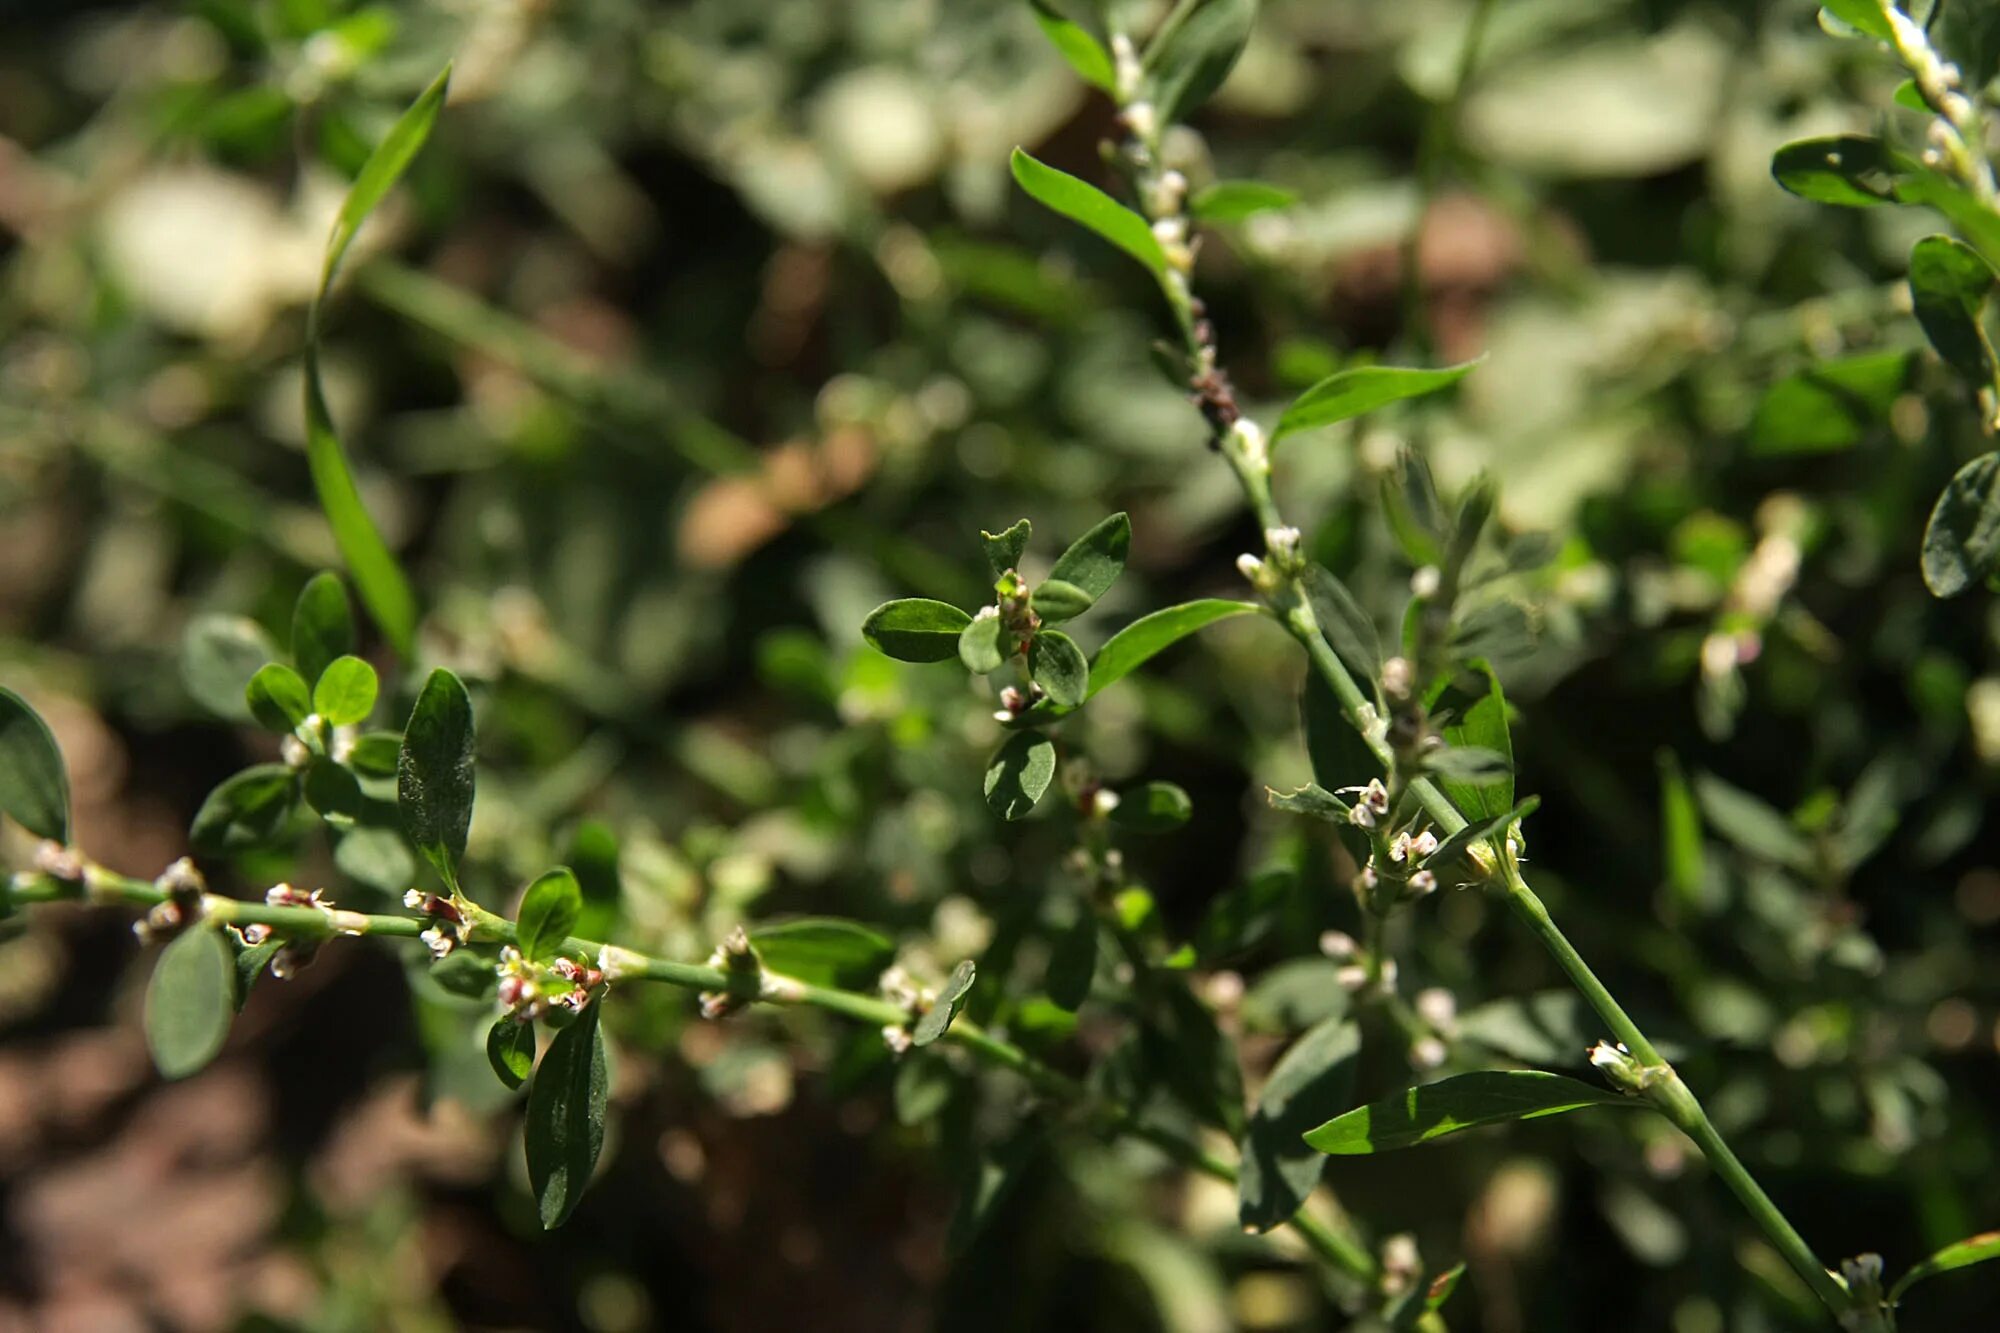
<box><xmin>3</xmin><ymin>4</ymin><xmax>1999</xmax><ymax>1331</ymax></box>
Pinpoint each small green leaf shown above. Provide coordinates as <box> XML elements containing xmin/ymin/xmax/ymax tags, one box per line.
<box><xmin>430</xmin><ymin>948</ymin><xmax>500</xmax><ymax>1000</ymax></box>
<box><xmin>981</xmin><ymin>518</ymin><xmax>1032</xmax><ymax>577</ymax></box>
<box><xmin>1190</xmin><ymin>180</ymin><xmax>1296</xmax><ymax>222</ymax></box>
<box><xmin>1109</xmin><ymin>780</ymin><xmax>1192</xmax><ymax>833</ymax></box>
<box><xmin>863</xmin><ymin>598</ymin><xmax>974</xmax><ymax>663</ymax></box>
<box><xmin>914</xmin><ymin>959</ymin><xmax>976</xmax><ymax>1046</ymax></box>
<box><xmin>1890</xmin><ymin>1230</ymin><xmax>2000</xmax><ymax>1303</ymax></box>
<box><xmin>182</xmin><ymin>615</ymin><xmax>279</xmax><ymax>722</ymax></box>
<box><xmin>1892</xmin><ymin>79</ymin><xmax>1929</xmax><ymax>113</ymax></box>
<box><xmin>1011</xmin><ymin>150</ymin><xmax>1167</xmax><ymax>278</ymax></box>
<box><xmin>1140</xmin><ymin>0</ymin><xmax>1257</xmax><ymax>124</ymax></box>
<box><xmin>1771</xmin><ymin>135</ymin><xmax>1911</xmax><ymax>207</ymax></box>
<box><xmin>1030</xmin><ymin>578</ymin><xmax>1094</xmax><ymax>623</ymax></box>
<box><xmin>1029</xmin><ymin>629</ymin><xmax>1088</xmax><ymax>708</ymax></box>
<box><xmin>1303</xmin><ymin>1070</ymin><xmax>1633</xmax><ymax>1154</ymax></box>
<box><xmin>1274</xmin><ymin>361</ymin><xmax>1479</xmax><ymax>443</ymax></box>
<box><xmin>487</xmin><ymin>1019</ymin><xmax>536</xmax><ymax>1090</ymax></box>
<box><xmin>1303</xmin><ymin>565</ymin><xmax>1382</xmax><ymax>686</ymax></box>
<box><xmin>312</xmin><ymin>655</ymin><xmax>378</xmax><ymax>726</ymax></box>
<box><xmin>1087</xmin><ymin>599</ymin><xmax>1260</xmax><ymax>699</ymax></box>
<box><xmin>399</xmin><ymin>668</ymin><xmax>476</xmax><ymax>890</ymax></box>
<box><xmin>245</xmin><ymin>663</ymin><xmax>312</xmax><ymax>733</ymax></box>
<box><xmin>232</xmin><ymin>933</ymin><xmax>284</xmax><ymax>1010</ymax></box>
<box><xmin>0</xmin><ymin>687</ymin><xmax>70</xmax><ymax>843</ymax></box>
<box><xmin>1029</xmin><ymin>0</ymin><xmax>1116</xmax><ymax>91</ymax></box>
<box><xmin>190</xmin><ymin>765</ymin><xmax>298</xmax><ymax>853</ymax></box>
<box><xmin>1819</xmin><ymin>0</ymin><xmax>1892</xmax><ymax>39</ymax></box>
<box><xmin>1047</xmin><ymin>512</ymin><xmax>1131</xmax><ymax>601</ymax></box>
<box><xmin>527</xmin><ymin>999</ymin><xmax>608</xmax><ymax>1229</ymax></box>
<box><xmin>751</xmin><ymin>918</ymin><xmax>896</xmax><ymax>986</ymax></box>
<box><xmin>1749</xmin><ymin>351</ymin><xmax>1912</xmax><ymax>455</ymax></box>
<box><xmin>144</xmin><ymin>927</ymin><xmax>236</xmax><ymax>1079</ymax></box>
<box><xmin>517</xmin><ymin>867</ymin><xmax>583</xmax><ymax>962</ymax></box>
<box><xmin>1266</xmin><ymin>783</ymin><xmax>1351</xmax><ymax>822</ymax></box>
<box><xmin>1922</xmin><ymin>451</ymin><xmax>2000</xmax><ymax>597</ymax></box>
<box><xmin>302</xmin><ymin>68</ymin><xmax>450</xmax><ymax>658</ymax></box>
<box><xmin>301</xmin><ymin>757</ymin><xmax>362</xmax><ymax>822</ymax></box>
<box><xmin>1433</xmin><ymin>661</ymin><xmax>1514</xmax><ymax>820</ymax></box>
<box><xmin>985</xmin><ymin>732</ymin><xmax>1057</xmax><ymax>820</ymax></box>
<box><xmin>291</xmin><ymin>572</ymin><xmax>355</xmax><ymax>687</ymax></box>
<box><xmin>1047</xmin><ymin>912</ymin><xmax>1097</xmax><ymax>1011</ymax></box>
<box><xmin>1910</xmin><ymin>235</ymin><xmax>2000</xmax><ymax>387</ymax></box>
<box><xmin>959</xmin><ymin>612</ymin><xmax>1007</xmax><ymax>674</ymax></box>
<box><xmin>1425</xmin><ymin>1262</ymin><xmax>1467</xmax><ymax>1313</ymax></box>
<box><xmin>1239</xmin><ymin>1017</ymin><xmax>1359</xmax><ymax>1231</ymax></box>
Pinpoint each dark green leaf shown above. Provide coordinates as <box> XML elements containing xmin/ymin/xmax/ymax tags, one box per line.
<box><xmin>894</xmin><ymin>1052</ymin><xmax>956</xmax><ymax>1124</ymax></box>
<box><xmin>863</xmin><ymin>598</ymin><xmax>974</xmax><ymax>663</ymax></box>
<box><xmin>245</xmin><ymin>663</ymin><xmax>312</xmax><ymax>733</ymax></box>
<box><xmin>1029</xmin><ymin>0</ymin><xmax>1117</xmax><ymax>91</ymax></box>
<box><xmin>981</xmin><ymin>518</ymin><xmax>1032</xmax><ymax>577</ymax></box>
<box><xmin>1302</xmin><ymin>669</ymin><xmax>1385</xmax><ymax>794</ymax></box>
<box><xmin>1047</xmin><ymin>512</ymin><xmax>1131</xmax><ymax>602</ymax></box>
<box><xmin>1693</xmin><ymin>773</ymin><xmax>1813</xmax><ymax>870</ymax></box>
<box><xmin>1422</xmin><ymin>797</ymin><xmax>1539</xmax><ymax>882</ymax></box>
<box><xmin>1150</xmin><ymin>983</ymin><xmax>1245</xmax><ymax>1134</ymax></box>
<box><xmin>1011</xmin><ymin>149</ymin><xmax>1167</xmax><ymax>278</ymax></box>
<box><xmin>1087</xmin><ymin>600</ymin><xmax>1260</xmax><ymax>699</ymax></box>
<box><xmin>398</xmin><ymin>668</ymin><xmax>476</xmax><ymax>890</ymax></box>
<box><xmin>1030</xmin><ymin>577</ymin><xmax>1094</xmax><ymax>622</ymax></box>
<box><xmin>334</xmin><ymin>821</ymin><xmax>416</xmax><ymax>892</ymax></box>
<box><xmin>1922</xmin><ymin>451</ymin><xmax>2000</xmax><ymax>597</ymax></box>
<box><xmin>1748</xmin><ymin>351</ymin><xmax>1912</xmax><ymax>455</ymax></box>
<box><xmin>1657</xmin><ymin>752</ymin><xmax>1708</xmax><ymax>914</ymax></box>
<box><xmin>1303</xmin><ymin>565</ymin><xmax>1382</xmax><ymax>686</ymax></box>
<box><xmin>959</xmin><ymin>612</ymin><xmax>1007</xmax><ymax>674</ymax></box>
<box><xmin>1239</xmin><ymin>1018</ymin><xmax>1359</xmax><ymax>1230</ymax></box>
<box><xmin>430</xmin><ymin>947</ymin><xmax>500</xmax><ymax>1000</ymax></box>
<box><xmin>1890</xmin><ymin>1230</ymin><xmax>2000</xmax><ymax>1303</ymax></box>
<box><xmin>1434</xmin><ymin>661</ymin><xmax>1514</xmax><ymax>820</ymax></box>
<box><xmin>302</xmin><ymin>757</ymin><xmax>362</xmax><ymax>822</ymax></box>
<box><xmin>1457</xmin><ymin>991</ymin><xmax>1598</xmax><ymax>1067</ymax></box>
<box><xmin>1303</xmin><ymin>1070</ymin><xmax>1633</xmax><ymax>1154</ymax></box>
<box><xmin>750</xmin><ymin>917</ymin><xmax>895</xmax><ymax>986</ymax></box>
<box><xmin>190</xmin><ymin>765</ymin><xmax>298</xmax><ymax>853</ymax></box>
<box><xmin>144</xmin><ymin>927</ymin><xmax>236</xmax><ymax>1079</ymax></box>
<box><xmin>1190</xmin><ymin>180</ymin><xmax>1297</xmax><ymax>222</ymax></box>
<box><xmin>1382</xmin><ymin>448</ymin><xmax>1447</xmax><ymax>567</ymax></box>
<box><xmin>312</xmin><ymin>655</ymin><xmax>378</xmax><ymax>726</ymax></box>
<box><xmin>291</xmin><ymin>572</ymin><xmax>355</xmax><ymax>687</ymax></box>
<box><xmin>0</xmin><ymin>687</ymin><xmax>70</xmax><ymax>843</ymax></box>
<box><xmin>517</xmin><ymin>867</ymin><xmax>583</xmax><ymax>962</ymax></box>
<box><xmin>1196</xmin><ymin>867</ymin><xmax>1293</xmax><ymax>962</ymax></box>
<box><xmin>1771</xmin><ymin>135</ymin><xmax>1911</xmax><ymax>207</ymax></box>
<box><xmin>1274</xmin><ymin>362</ymin><xmax>1479</xmax><ymax>443</ymax></box>
<box><xmin>303</xmin><ymin>67</ymin><xmax>451</xmax><ymax>659</ymax></box>
<box><xmin>914</xmin><ymin>959</ymin><xmax>976</xmax><ymax>1046</ymax></box>
<box><xmin>984</xmin><ymin>731</ymin><xmax>1057</xmax><ymax>820</ymax></box>
<box><xmin>1047</xmin><ymin>911</ymin><xmax>1097</xmax><ymax>1011</ymax></box>
<box><xmin>1109</xmin><ymin>780</ymin><xmax>1192</xmax><ymax>832</ymax></box>
<box><xmin>1141</xmin><ymin>0</ymin><xmax>1257</xmax><ymax>124</ymax></box>
<box><xmin>232</xmin><ymin>932</ymin><xmax>284</xmax><ymax>1010</ymax></box>
<box><xmin>526</xmin><ymin>999</ymin><xmax>608</xmax><ymax>1229</ymax></box>
<box><xmin>949</xmin><ymin>1134</ymin><xmax>1040</xmax><ymax>1257</ymax></box>
<box><xmin>1424</xmin><ymin>745</ymin><xmax>1512</xmax><ymax>783</ymax></box>
<box><xmin>182</xmin><ymin>614</ymin><xmax>280</xmax><ymax>722</ymax></box>
<box><xmin>1910</xmin><ymin>235</ymin><xmax>1999</xmax><ymax>387</ymax></box>
<box><xmin>487</xmin><ymin>1019</ymin><xmax>535</xmax><ymax>1090</ymax></box>
<box><xmin>568</xmin><ymin>819</ymin><xmax>622</xmax><ymax>940</ymax></box>
<box><xmin>1029</xmin><ymin>629</ymin><xmax>1088</xmax><ymax>707</ymax></box>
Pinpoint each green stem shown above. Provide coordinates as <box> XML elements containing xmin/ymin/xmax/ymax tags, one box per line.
<box><xmin>6</xmin><ymin>861</ymin><xmax>1378</xmax><ymax>1287</ymax></box>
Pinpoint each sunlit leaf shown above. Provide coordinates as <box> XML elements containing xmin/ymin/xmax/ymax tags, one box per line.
<box><xmin>864</xmin><ymin>598</ymin><xmax>974</xmax><ymax>663</ymax></box>
<box><xmin>1304</xmin><ymin>1070</ymin><xmax>1634</xmax><ymax>1154</ymax></box>
<box><xmin>1029</xmin><ymin>629</ymin><xmax>1088</xmax><ymax>707</ymax></box>
<box><xmin>1012</xmin><ymin>150</ymin><xmax>1167</xmax><ymax>278</ymax></box>
<box><xmin>1890</xmin><ymin>1230</ymin><xmax>2000</xmax><ymax>1303</ymax></box>
<box><xmin>985</xmin><ymin>731</ymin><xmax>1057</xmax><ymax>820</ymax></box>
<box><xmin>1274</xmin><ymin>362</ymin><xmax>1479</xmax><ymax>443</ymax></box>
<box><xmin>914</xmin><ymin>959</ymin><xmax>976</xmax><ymax>1046</ymax></box>
<box><xmin>1087</xmin><ymin>599</ymin><xmax>1261</xmax><ymax>699</ymax></box>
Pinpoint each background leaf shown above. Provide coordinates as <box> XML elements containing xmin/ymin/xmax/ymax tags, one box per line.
<box><xmin>1141</xmin><ymin>0</ymin><xmax>1257</xmax><ymax>124</ymax></box>
<box><xmin>181</xmin><ymin>616</ymin><xmax>279</xmax><ymax>723</ymax></box>
<box><xmin>750</xmin><ymin>918</ymin><xmax>895</xmax><ymax>987</ymax></box>
<box><xmin>913</xmin><ymin>959</ymin><xmax>976</xmax><ymax>1046</ymax></box>
<box><xmin>1239</xmin><ymin>1017</ymin><xmax>1359</xmax><ymax>1230</ymax></box>
<box><xmin>291</xmin><ymin>571</ymin><xmax>355</xmax><ymax>687</ymax></box>
<box><xmin>1274</xmin><ymin>362</ymin><xmax>1480</xmax><ymax>442</ymax></box>
<box><xmin>1922</xmin><ymin>451</ymin><xmax>2000</xmax><ymax>597</ymax></box>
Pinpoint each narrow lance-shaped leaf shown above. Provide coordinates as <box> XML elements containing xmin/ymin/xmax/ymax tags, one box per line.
<box><xmin>1274</xmin><ymin>361</ymin><xmax>1480</xmax><ymax>443</ymax></box>
<box><xmin>1029</xmin><ymin>0</ymin><xmax>1116</xmax><ymax>92</ymax></box>
<box><xmin>1889</xmin><ymin>1230</ymin><xmax>2000</xmax><ymax>1303</ymax></box>
<box><xmin>0</xmin><ymin>686</ymin><xmax>70</xmax><ymax>843</ymax></box>
<box><xmin>1909</xmin><ymin>234</ymin><xmax>2000</xmax><ymax>388</ymax></box>
<box><xmin>914</xmin><ymin>959</ymin><xmax>977</xmax><ymax>1046</ymax></box>
<box><xmin>291</xmin><ymin>571</ymin><xmax>355</xmax><ymax>687</ymax></box>
<box><xmin>1086</xmin><ymin>599</ymin><xmax>1260</xmax><ymax>699</ymax></box>
<box><xmin>1140</xmin><ymin>0</ymin><xmax>1257</xmax><ymax>125</ymax></box>
<box><xmin>1303</xmin><ymin>1070</ymin><xmax>1636</xmax><ymax>1154</ymax></box>
<box><xmin>527</xmin><ymin>999</ymin><xmax>609</xmax><ymax>1229</ymax></box>
<box><xmin>985</xmin><ymin>731</ymin><xmax>1057</xmax><ymax>820</ymax></box>
<box><xmin>1190</xmin><ymin>180</ymin><xmax>1296</xmax><ymax>223</ymax></box>
<box><xmin>399</xmin><ymin>668</ymin><xmax>476</xmax><ymax>891</ymax></box>
<box><xmin>1239</xmin><ymin>1017</ymin><xmax>1360</xmax><ymax>1231</ymax></box>
<box><xmin>145</xmin><ymin>927</ymin><xmax>236</xmax><ymax>1080</ymax></box>
<box><xmin>1433</xmin><ymin>660</ymin><xmax>1514</xmax><ymax>820</ymax></box>
<box><xmin>516</xmin><ymin>867</ymin><xmax>583</xmax><ymax>963</ymax></box>
<box><xmin>863</xmin><ymin>598</ymin><xmax>973</xmax><ymax>663</ymax></box>
<box><xmin>1011</xmin><ymin>150</ymin><xmax>1167</xmax><ymax>279</ymax></box>
<box><xmin>1302</xmin><ymin>565</ymin><xmax>1381</xmax><ymax>687</ymax></box>
<box><xmin>302</xmin><ymin>66</ymin><xmax>452</xmax><ymax>657</ymax></box>
<box><xmin>1922</xmin><ymin>451</ymin><xmax>2000</xmax><ymax>598</ymax></box>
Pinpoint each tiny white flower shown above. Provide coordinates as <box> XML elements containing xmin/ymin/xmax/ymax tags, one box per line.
<box><xmin>1318</xmin><ymin>930</ymin><xmax>1357</xmax><ymax>960</ymax></box>
<box><xmin>1410</xmin><ymin>566</ymin><xmax>1441</xmax><ymax>599</ymax></box>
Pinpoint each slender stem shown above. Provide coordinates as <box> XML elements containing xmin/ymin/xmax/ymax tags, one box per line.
<box><xmin>5</xmin><ymin>861</ymin><xmax>1377</xmax><ymax>1286</ymax></box>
